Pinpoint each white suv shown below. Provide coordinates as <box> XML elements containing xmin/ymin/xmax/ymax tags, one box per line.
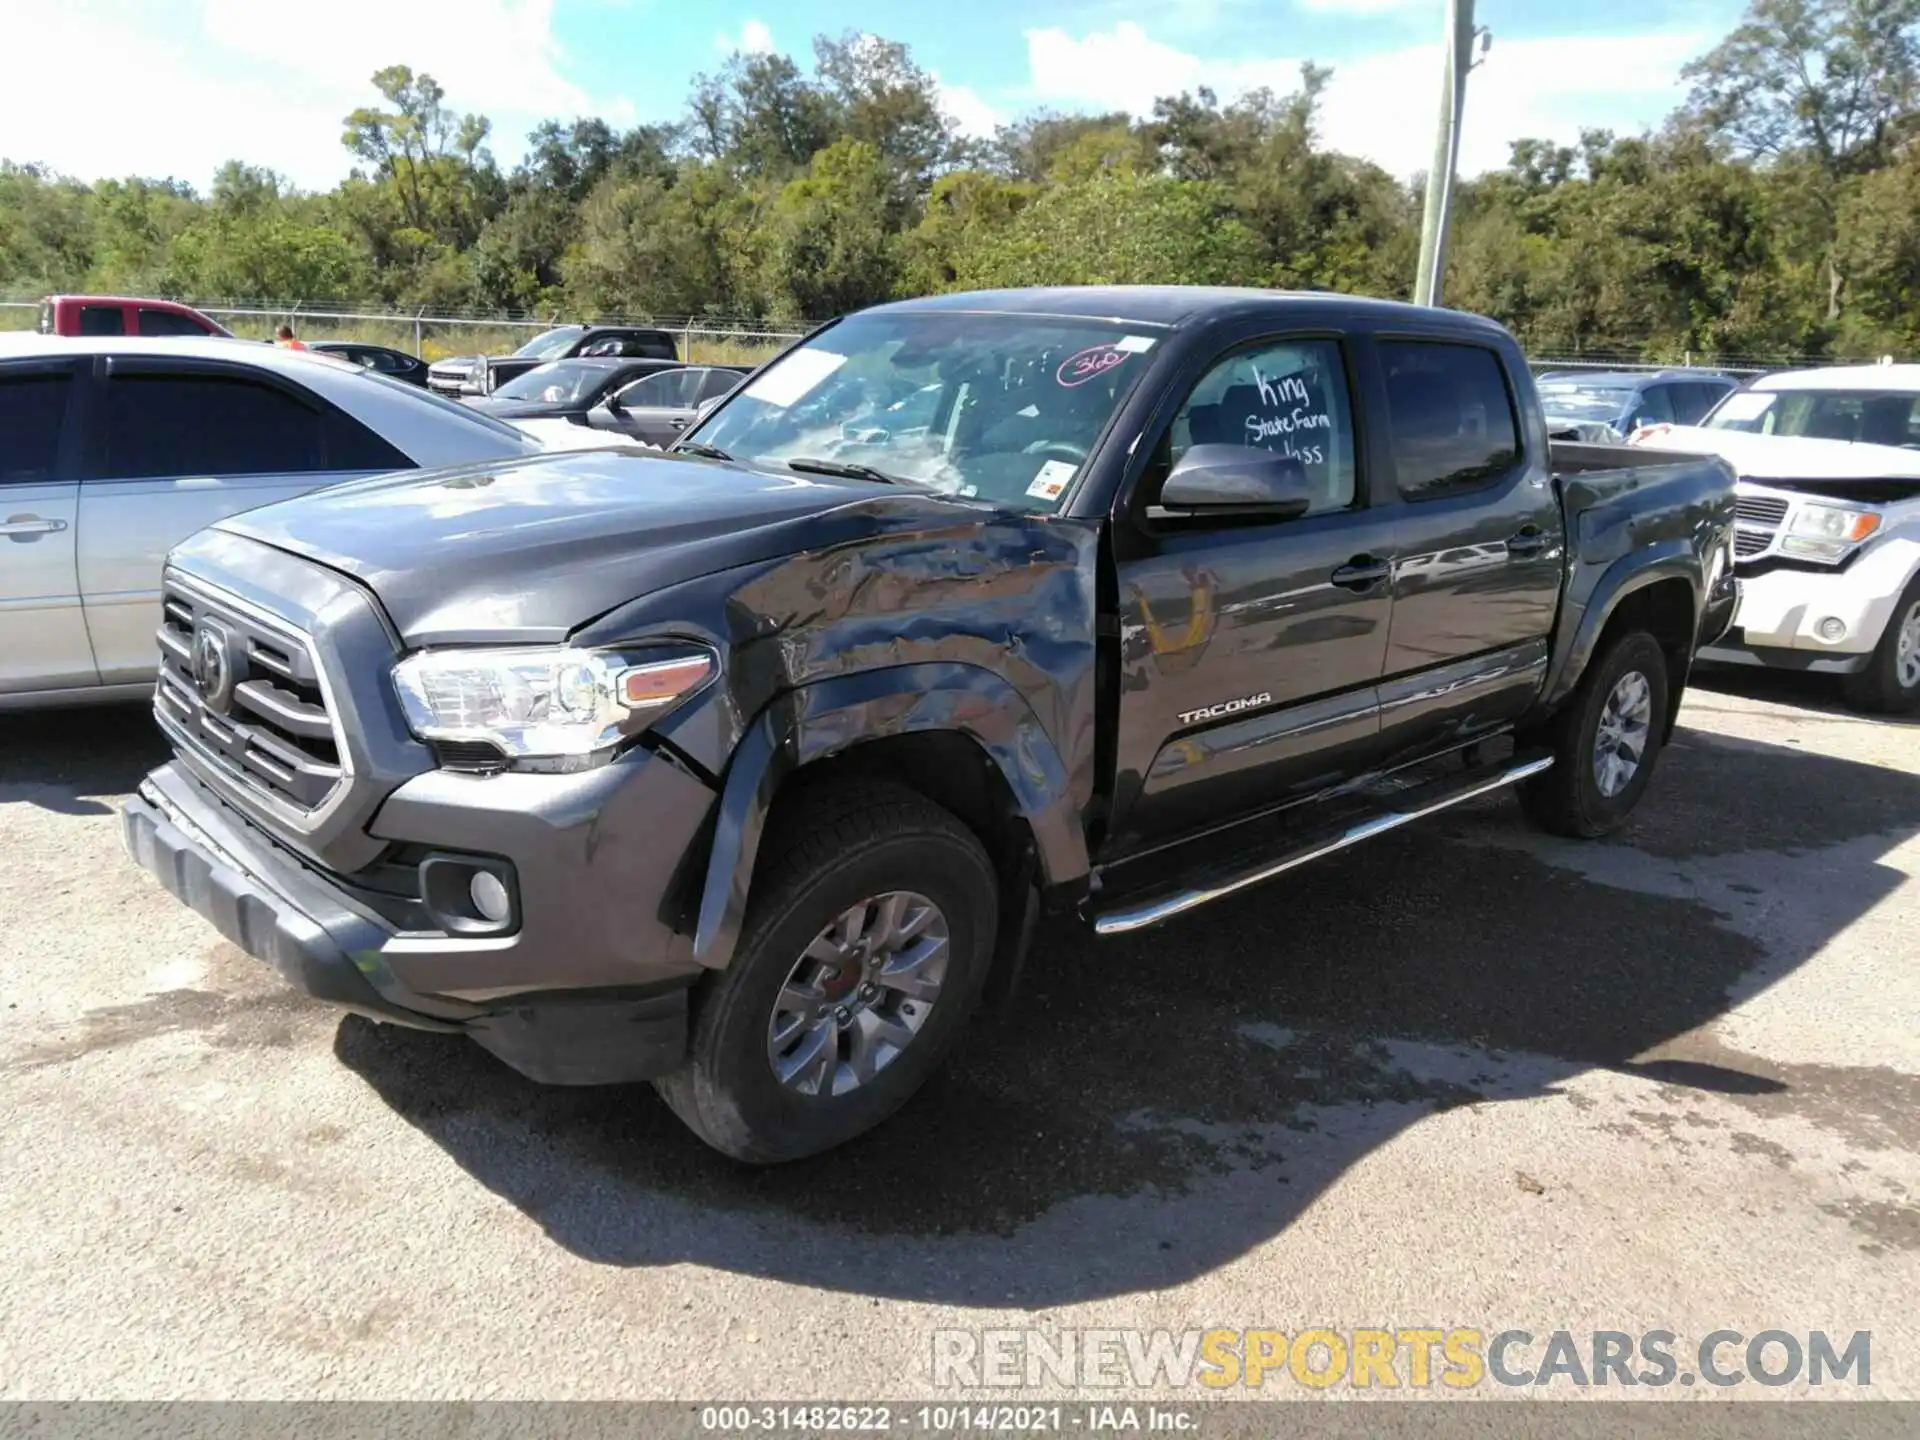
<box><xmin>0</xmin><ymin>335</ymin><xmax>543</xmax><ymax>709</ymax></box>
<box><xmin>1633</xmin><ymin>363</ymin><xmax>1920</xmax><ymax>712</ymax></box>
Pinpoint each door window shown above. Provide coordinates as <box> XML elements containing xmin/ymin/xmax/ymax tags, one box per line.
<box><xmin>1674</xmin><ymin>382</ymin><xmax>1728</xmax><ymax>424</ymax></box>
<box><xmin>99</xmin><ymin>373</ymin><xmax>327</xmax><ymax>479</ymax></box>
<box><xmin>1630</xmin><ymin>385</ymin><xmax>1675</xmax><ymax>428</ymax></box>
<box><xmin>137</xmin><ymin>308</ymin><xmax>211</xmax><ymax>337</ymax></box>
<box><xmin>1379</xmin><ymin>342</ymin><xmax>1521</xmax><ymax>500</ymax></box>
<box><xmin>1163</xmin><ymin>339</ymin><xmax>1358</xmax><ymax>515</ymax></box>
<box><xmin>698</xmin><ymin>368</ymin><xmax>744</xmax><ymax>402</ymax></box>
<box><xmin>78</xmin><ymin>306</ymin><xmax>125</xmax><ymax>336</ymax></box>
<box><xmin>617</xmin><ymin>370</ymin><xmax>702</xmax><ymax>408</ymax></box>
<box><xmin>0</xmin><ymin>373</ymin><xmax>71</xmax><ymax>484</ymax></box>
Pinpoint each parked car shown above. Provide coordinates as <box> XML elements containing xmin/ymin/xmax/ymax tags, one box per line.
<box><xmin>121</xmin><ymin>286</ymin><xmax>1736</xmax><ymax>1162</ymax></box>
<box><xmin>575</xmin><ymin>362</ymin><xmax>751</xmax><ymax>447</ymax></box>
<box><xmin>427</xmin><ymin>325</ymin><xmax>679</xmax><ymax>397</ymax></box>
<box><xmin>460</xmin><ymin>356</ymin><xmax>701</xmax><ymax>423</ymax></box>
<box><xmin>38</xmin><ymin>294</ymin><xmax>230</xmax><ymax>338</ymax></box>
<box><xmin>1630</xmin><ymin>362</ymin><xmax>1920</xmax><ymax>711</ymax></box>
<box><xmin>1536</xmin><ymin>369</ymin><xmax>1741</xmax><ymax>443</ymax></box>
<box><xmin>308</xmin><ymin>341</ymin><xmax>431</xmax><ymax>388</ymax></box>
<box><xmin>0</xmin><ymin>334</ymin><xmax>542</xmax><ymax>709</ymax></box>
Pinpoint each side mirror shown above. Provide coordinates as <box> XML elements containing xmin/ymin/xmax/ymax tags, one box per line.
<box><xmin>1160</xmin><ymin>445</ymin><xmax>1314</xmax><ymax>519</ymax></box>
<box><xmin>603</xmin><ymin>393</ymin><xmax>625</xmax><ymax>416</ymax></box>
<box><xmin>695</xmin><ymin>395</ymin><xmax>725</xmax><ymax>421</ymax></box>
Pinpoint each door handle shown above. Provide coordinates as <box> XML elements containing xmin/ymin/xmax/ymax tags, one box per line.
<box><xmin>1</xmin><ymin>515</ymin><xmax>68</xmax><ymax>540</ymax></box>
<box><xmin>1506</xmin><ymin>527</ymin><xmax>1548</xmax><ymax>557</ymax></box>
<box><xmin>1330</xmin><ymin>555</ymin><xmax>1392</xmax><ymax>591</ymax></box>
<box><xmin>668</xmin><ymin>417</ymin><xmax>689</xmax><ymax>430</ymax></box>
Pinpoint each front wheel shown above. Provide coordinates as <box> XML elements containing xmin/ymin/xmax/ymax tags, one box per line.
<box><xmin>1520</xmin><ymin>630</ymin><xmax>1672</xmax><ymax>839</ymax></box>
<box><xmin>655</xmin><ymin>783</ymin><xmax>999</xmax><ymax>1164</ymax></box>
<box><xmin>1841</xmin><ymin>578</ymin><xmax>1920</xmax><ymax>715</ymax></box>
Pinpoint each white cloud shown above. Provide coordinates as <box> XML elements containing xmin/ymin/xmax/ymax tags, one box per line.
<box><xmin>0</xmin><ymin>0</ymin><xmax>631</xmax><ymax>191</ymax></box>
<box><xmin>716</xmin><ymin>18</ymin><xmax>776</xmax><ymax>56</ymax></box>
<box><xmin>937</xmin><ymin>80</ymin><xmax>1005</xmax><ymax>139</ymax></box>
<box><xmin>1023</xmin><ymin>21</ymin><xmax>1708</xmax><ymax>178</ymax></box>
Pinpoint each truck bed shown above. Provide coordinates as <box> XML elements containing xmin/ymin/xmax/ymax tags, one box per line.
<box><xmin>1549</xmin><ymin>440</ymin><xmax>1709</xmax><ymax>476</ymax></box>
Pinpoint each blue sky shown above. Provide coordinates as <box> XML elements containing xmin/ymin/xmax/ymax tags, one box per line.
<box><xmin>2</xmin><ymin>0</ymin><xmax>1749</xmax><ymax>190</ymax></box>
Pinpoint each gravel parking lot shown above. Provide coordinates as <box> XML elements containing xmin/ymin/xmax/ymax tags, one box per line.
<box><xmin>2</xmin><ymin>671</ymin><xmax>1917</xmax><ymax>1402</ymax></box>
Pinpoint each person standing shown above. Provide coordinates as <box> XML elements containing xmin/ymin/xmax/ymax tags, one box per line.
<box><xmin>274</xmin><ymin>323</ymin><xmax>307</xmax><ymax>351</ymax></box>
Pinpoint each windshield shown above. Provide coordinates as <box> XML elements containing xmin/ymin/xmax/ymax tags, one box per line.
<box><xmin>493</xmin><ymin>361</ymin><xmax>608</xmax><ymax>404</ymax></box>
<box><xmin>685</xmin><ymin>312</ymin><xmax>1163</xmax><ymax>511</ymax></box>
<box><xmin>1537</xmin><ymin>384</ymin><xmax>1634</xmax><ymax>423</ymax></box>
<box><xmin>1706</xmin><ymin>388</ymin><xmax>1920</xmax><ymax>449</ymax></box>
<box><xmin>512</xmin><ymin>327</ymin><xmax>582</xmax><ymax>360</ymax></box>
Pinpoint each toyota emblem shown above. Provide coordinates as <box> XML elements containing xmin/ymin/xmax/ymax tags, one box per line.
<box><xmin>190</xmin><ymin>621</ymin><xmax>234</xmax><ymax>710</ymax></box>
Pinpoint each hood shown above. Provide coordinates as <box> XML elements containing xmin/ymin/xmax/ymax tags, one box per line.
<box><xmin>429</xmin><ymin>355</ymin><xmax>481</xmax><ymax>374</ymax></box>
<box><xmin>1636</xmin><ymin>424</ymin><xmax>1920</xmax><ymax>481</ymax></box>
<box><xmin>214</xmin><ymin>449</ymin><xmax>964</xmax><ymax>645</ymax></box>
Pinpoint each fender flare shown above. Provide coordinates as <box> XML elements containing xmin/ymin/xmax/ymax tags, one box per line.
<box><xmin>690</xmin><ymin>663</ymin><xmax>1088</xmax><ymax>970</ymax></box>
<box><xmin>1540</xmin><ymin>540</ymin><xmax>1702</xmax><ymax>711</ymax></box>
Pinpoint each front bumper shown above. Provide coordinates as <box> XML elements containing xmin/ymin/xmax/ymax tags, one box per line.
<box><xmin>1700</xmin><ymin>541</ymin><xmax>1919</xmax><ymax>670</ymax></box>
<box><xmin>123</xmin><ymin>755</ymin><xmax>715</xmax><ymax>1085</ymax></box>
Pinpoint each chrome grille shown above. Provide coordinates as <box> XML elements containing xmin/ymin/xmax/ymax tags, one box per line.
<box><xmin>1732</xmin><ymin>492</ymin><xmax>1789</xmax><ymax>562</ymax></box>
<box><xmin>1734</xmin><ymin>496</ymin><xmax>1790</xmax><ymax>526</ymax></box>
<box><xmin>155</xmin><ymin>583</ymin><xmax>346</xmax><ymax>816</ymax></box>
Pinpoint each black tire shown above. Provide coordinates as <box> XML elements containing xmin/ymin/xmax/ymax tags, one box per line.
<box><xmin>1840</xmin><ymin>576</ymin><xmax>1920</xmax><ymax>715</ymax></box>
<box><xmin>655</xmin><ymin>782</ymin><xmax>999</xmax><ymax>1164</ymax></box>
<box><xmin>1520</xmin><ymin>630</ymin><xmax>1672</xmax><ymax>839</ymax></box>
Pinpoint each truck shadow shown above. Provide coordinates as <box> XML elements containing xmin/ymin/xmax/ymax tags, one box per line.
<box><xmin>0</xmin><ymin>705</ymin><xmax>167</xmax><ymax>815</ymax></box>
<box><xmin>1690</xmin><ymin>662</ymin><xmax>1920</xmax><ymax>726</ymax></box>
<box><xmin>334</xmin><ymin>721</ymin><xmax>1920</xmax><ymax>1306</ymax></box>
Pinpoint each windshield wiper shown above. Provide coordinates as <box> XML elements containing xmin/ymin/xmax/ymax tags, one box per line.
<box><xmin>672</xmin><ymin>440</ymin><xmax>734</xmax><ymax>461</ymax></box>
<box><xmin>784</xmin><ymin>456</ymin><xmax>914</xmax><ymax>486</ymax></box>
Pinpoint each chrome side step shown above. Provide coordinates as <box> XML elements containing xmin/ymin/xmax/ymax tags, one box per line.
<box><xmin>1092</xmin><ymin>755</ymin><xmax>1554</xmax><ymax>937</ymax></box>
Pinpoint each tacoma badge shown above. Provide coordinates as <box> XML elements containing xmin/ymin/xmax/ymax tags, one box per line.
<box><xmin>1178</xmin><ymin>691</ymin><xmax>1273</xmax><ymax>726</ymax></box>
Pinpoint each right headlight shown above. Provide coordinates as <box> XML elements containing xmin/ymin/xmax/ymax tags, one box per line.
<box><xmin>1781</xmin><ymin>503</ymin><xmax>1881</xmax><ymax>563</ymax></box>
<box><xmin>392</xmin><ymin>644</ymin><xmax>716</xmax><ymax>770</ymax></box>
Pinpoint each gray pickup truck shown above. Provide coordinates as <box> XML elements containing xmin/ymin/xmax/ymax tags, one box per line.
<box><xmin>122</xmin><ymin>287</ymin><xmax>1739</xmax><ymax>1163</ymax></box>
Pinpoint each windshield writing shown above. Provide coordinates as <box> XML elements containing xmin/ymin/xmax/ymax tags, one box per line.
<box><xmin>685</xmin><ymin>313</ymin><xmax>1160</xmax><ymax>512</ymax></box>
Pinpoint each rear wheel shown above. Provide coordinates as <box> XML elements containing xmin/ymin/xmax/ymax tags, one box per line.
<box><xmin>1521</xmin><ymin>630</ymin><xmax>1671</xmax><ymax>839</ymax></box>
<box><xmin>1840</xmin><ymin>578</ymin><xmax>1920</xmax><ymax>715</ymax></box>
<box><xmin>656</xmin><ymin>783</ymin><xmax>998</xmax><ymax>1164</ymax></box>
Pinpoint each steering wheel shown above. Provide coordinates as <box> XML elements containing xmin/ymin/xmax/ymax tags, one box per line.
<box><xmin>1023</xmin><ymin>440</ymin><xmax>1088</xmax><ymax>465</ymax></box>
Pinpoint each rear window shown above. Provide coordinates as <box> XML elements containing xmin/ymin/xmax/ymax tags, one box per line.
<box><xmin>0</xmin><ymin>372</ymin><xmax>71</xmax><ymax>483</ymax></box>
<box><xmin>101</xmin><ymin>374</ymin><xmax>327</xmax><ymax>478</ymax></box>
<box><xmin>79</xmin><ymin>305</ymin><xmax>125</xmax><ymax>336</ymax></box>
<box><xmin>137</xmin><ymin>308</ymin><xmax>212</xmax><ymax>337</ymax></box>
<box><xmin>1380</xmin><ymin>341</ymin><xmax>1522</xmax><ymax>500</ymax></box>
<box><xmin>349</xmin><ymin>366</ymin><xmax>539</xmax><ymax>445</ymax></box>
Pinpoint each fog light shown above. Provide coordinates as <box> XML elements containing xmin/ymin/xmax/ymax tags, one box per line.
<box><xmin>1816</xmin><ymin>617</ymin><xmax>1848</xmax><ymax>643</ymax></box>
<box><xmin>469</xmin><ymin>870</ymin><xmax>511</xmax><ymax>923</ymax></box>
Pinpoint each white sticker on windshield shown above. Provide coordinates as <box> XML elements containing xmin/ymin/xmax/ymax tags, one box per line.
<box><xmin>1026</xmin><ymin>459</ymin><xmax>1078</xmax><ymax>501</ymax></box>
<box><xmin>1714</xmin><ymin>391</ymin><xmax>1773</xmax><ymax>422</ymax></box>
<box><xmin>1115</xmin><ymin>335</ymin><xmax>1157</xmax><ymax>353</ymax></box>
<box><xmin>741</xmin><ymin>348</ymin><xmax>847</xmax><ymax>409</ymax></box>
<box><xmin>1018</xmin><ymin>404</ymin><xmax>1040</xmax><ymax>417</ymax></box>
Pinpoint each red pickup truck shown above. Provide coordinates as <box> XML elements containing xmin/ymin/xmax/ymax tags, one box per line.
<box><xmin>38</xmin><ymin>294</ymin><xmax>231</xmax><ymax>338</ymax></box>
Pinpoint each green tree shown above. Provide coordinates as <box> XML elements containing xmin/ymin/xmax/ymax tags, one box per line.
<box><xmin>755</xmin><ymin>139</ymin><xmax>902</xmax><ymax>321</ymax></box>
<box><xmin>946</xmin><ymin>173</ymin><xmax>1263</xmax><ymax>289</ymax></box>
<box><xmin>1683</xmin><ymin>0</ymin><xmax>1920</xmax><ymax>317</ymax></box>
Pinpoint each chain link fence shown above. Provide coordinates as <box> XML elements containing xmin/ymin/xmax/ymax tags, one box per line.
<box><xmin>0</xmin><ymin>297</ymin><xmax>804</xmax><ymax>365</ymax></box>
<box><xmin>6</xmin><ymin>295</ymin><xmax>1903</xmax><ymax>376</ymax></box>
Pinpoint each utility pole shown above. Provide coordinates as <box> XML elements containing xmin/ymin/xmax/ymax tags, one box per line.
<box><xmin>1413</xmin><ymin>0</ymin><xmax>1487</xmax><ymax>307</ymax></box>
